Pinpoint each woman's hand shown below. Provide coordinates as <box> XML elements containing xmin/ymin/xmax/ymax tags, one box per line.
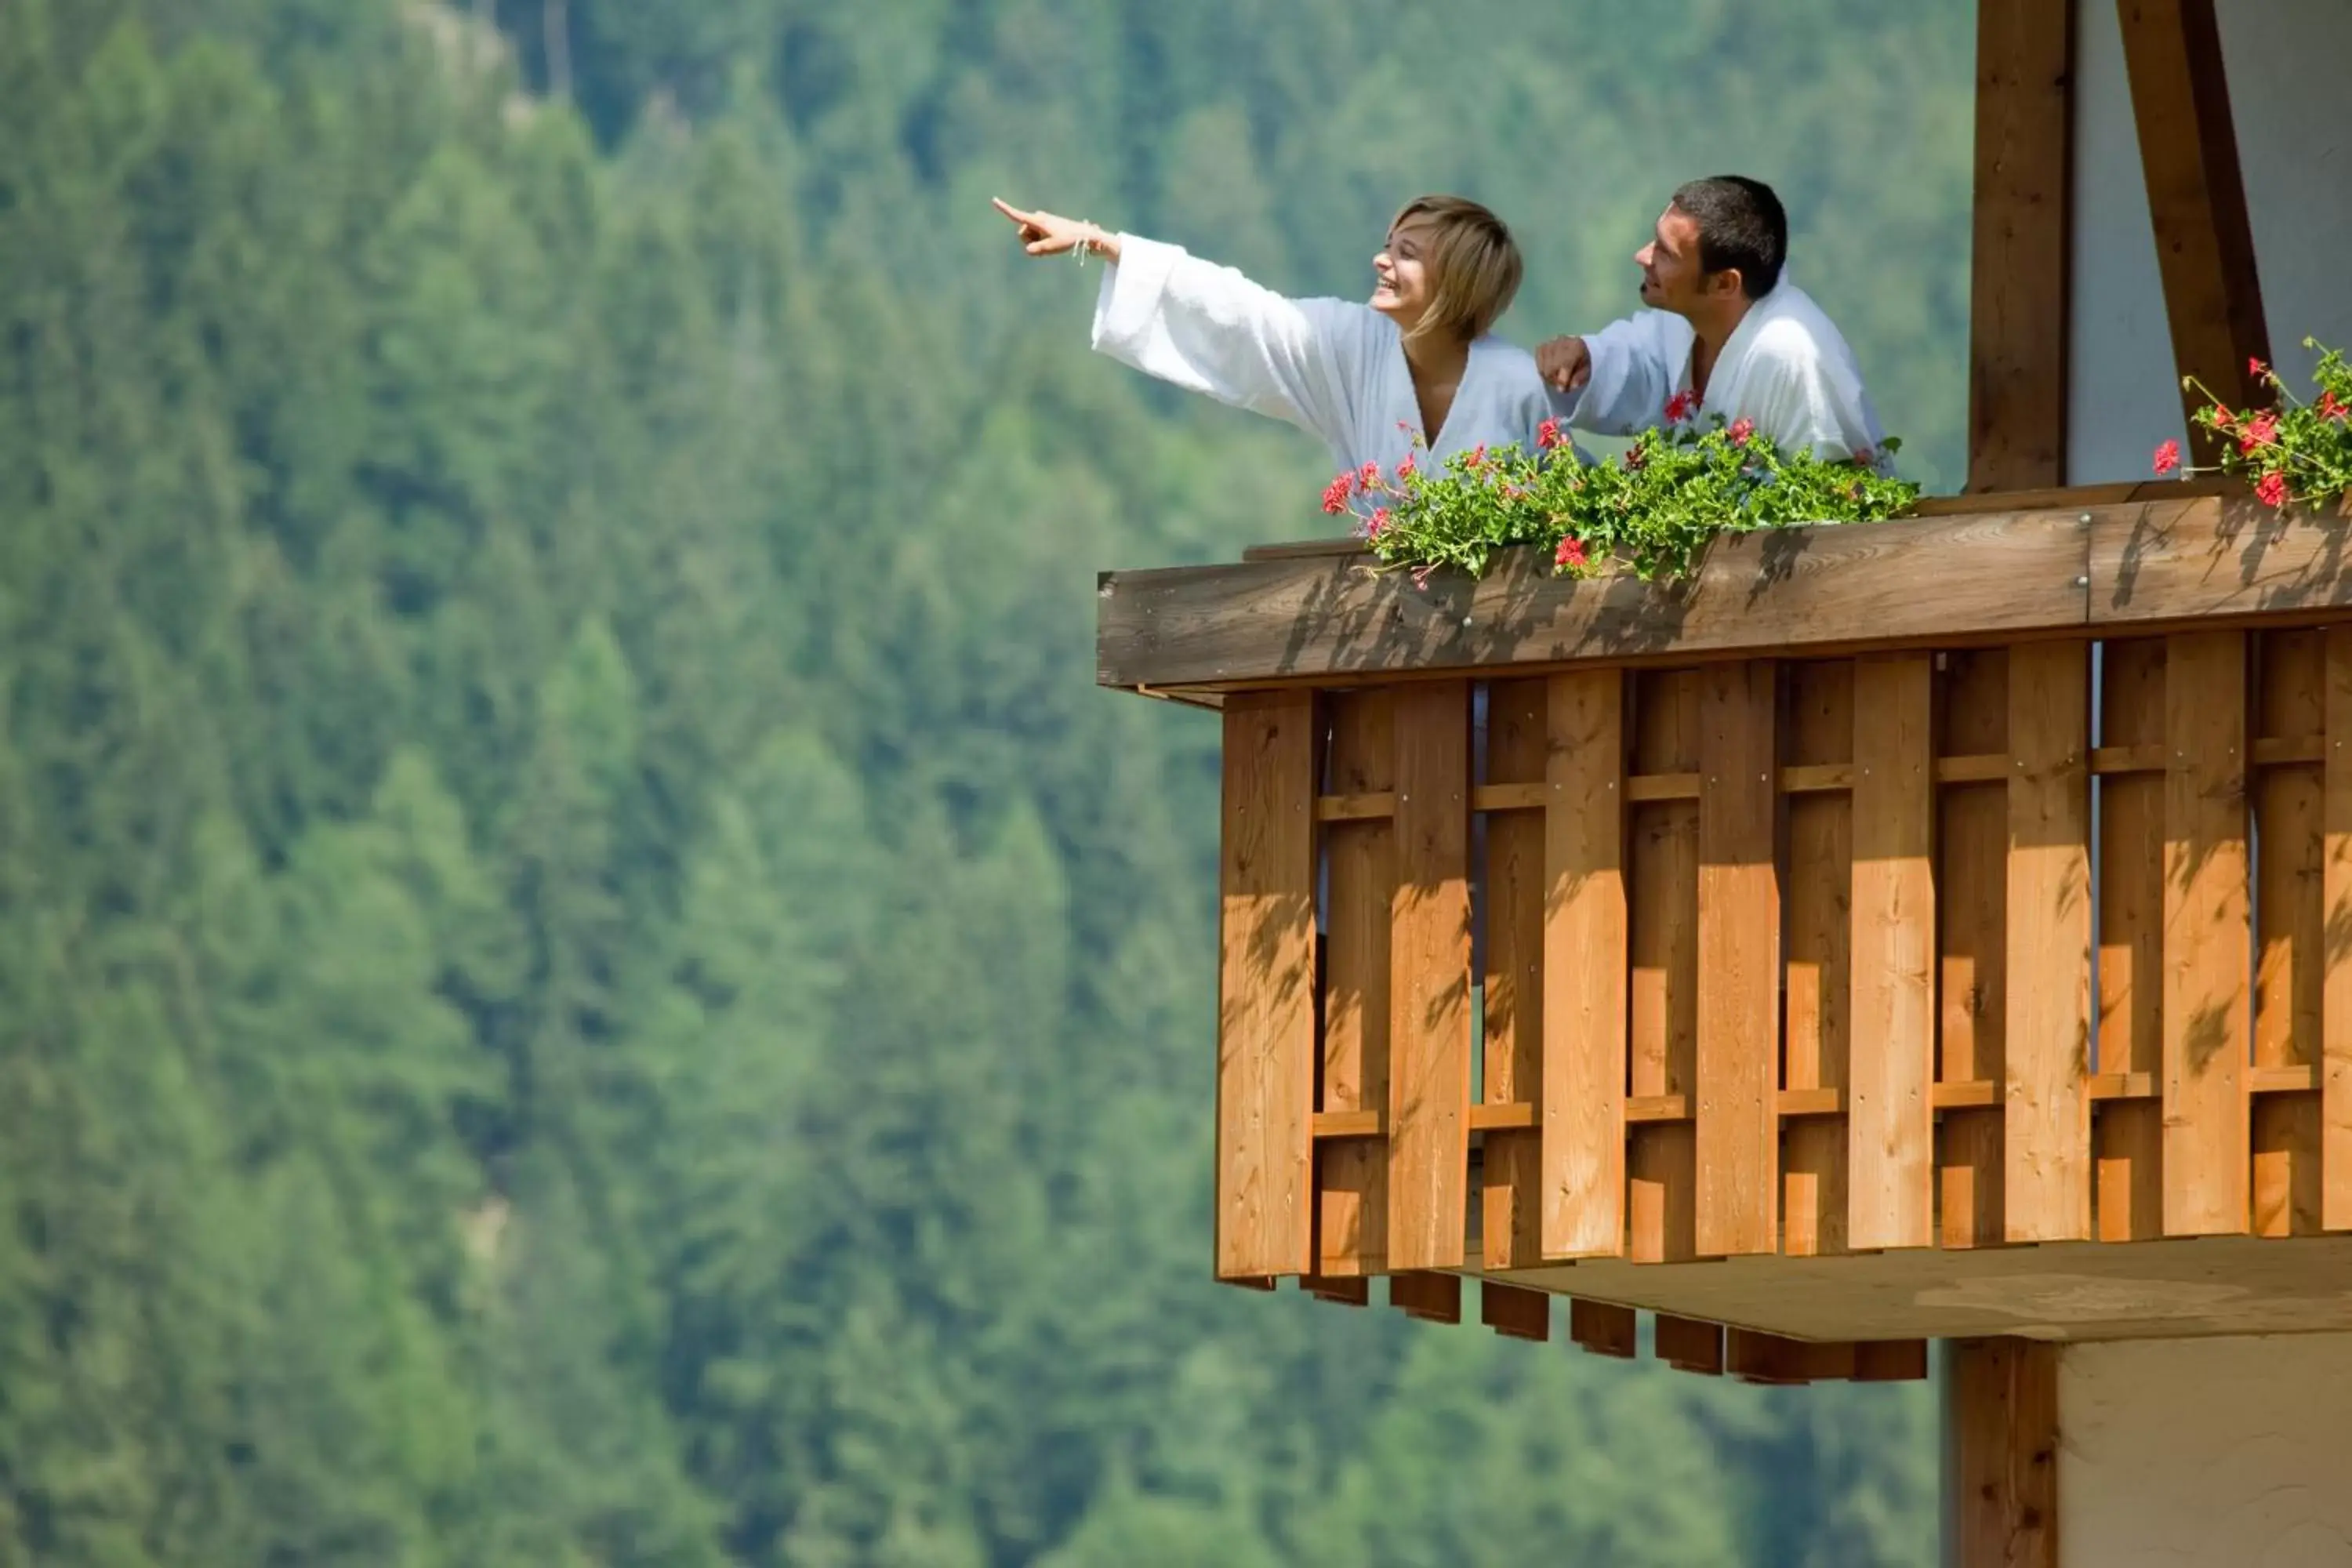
<box><xmin>992</xmin><ymin>198</ymin><xmax>1119</xmax><ymax>263</ymax></box>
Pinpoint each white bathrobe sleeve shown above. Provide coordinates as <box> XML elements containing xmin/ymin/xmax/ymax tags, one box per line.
<box><xmin>1550</xmin><ymin>310</ymin><xmax>1683</xmax><ymax>435</ymax></box>
<box><xmin>1739</xmin><ymin>320</ymin><xmax>1887</xmax><ymax>463</ymax></box>
<box><xmin>1089</xmin><ymin>234</ymin><xmax>1361</xmax><ymax>446</ymax></box>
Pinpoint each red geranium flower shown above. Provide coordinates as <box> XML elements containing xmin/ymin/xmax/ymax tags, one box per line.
<box><xmin>1554</xmin><ymin>535</ymin><xmax>1588</xmax><ymax>570</ymax></box>
<box><xmin>1322</xmin><ymin>474</ymin><xmax>1352</xmax><ymax>514</ymax></box>
<box><xmin>2256</xmin><ymin>471</ymin><xmax>2288</xmax><ymax>508</ymax></box>
<box><xmin>1624</xmin><ymin>446</ymin><xmax>1647</xmax><ymax>470</ymax></box>
<box><xmin>2212</xmin><ymin>405</ymin><xmax>2236</xmax><ymax>431</ymax></box>
<box><xmin>1729</xmin><ymin>418</ymin><xmax>1755</xmax><ymax>446</ymax></box>
<box><xmin>2249</xmin><ymin>356</ymin><xmax>2270</xmax><ymax>379</ymax></box>
<box><xmin>1537</xmin><ymin>417</ymin><xmax>1564</xmax><ymax>450</ymax></box>
<box><xmin>2320</xmin><ymin>390</ymin><xmax>2348</xmax><ymax>423</ymax></box>
<box><xmin>1663</xmin><ymin>390</ymin><xmax>1698</xmax><ymax>423</ymax></box>
<box><xmin>1367</xmin><ymin>506</ymin><xmax>1392</xmax><ymax>539</ymax></box>
<box><xmin>1356</xmin><ymin>461</ymin><xmax>1381</xmax><ymax>492</ymax></box>
<box><xmin>2240</xmin><ymin>412</ymin><xmax>2280</xmax><ymax>454</ymax></box>
<box><xmin>1468</xmin><ymin>444</ymin><xmax>1489</xmax><ymax>468</ymax></box>
<box><xmin>1397</xmin><ymin>452</ymin><xmax>1417</xmax><ymax>477</ymax></box>
<box><xmin>2152</xmin><ymin>438</ymin><xmax>2181</xmax><ymax>475</ymax></box>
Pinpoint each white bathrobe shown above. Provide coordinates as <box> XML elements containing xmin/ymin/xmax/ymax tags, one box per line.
<box><xmin>1091</xmin><ymin>235</ymin><xmax>1559</xmax><ymax>480</ymax></box>
<box><xmin>1553</xmin><ymin>276</ymin><xmax>1886</xmax><ymax>463</ymax></box>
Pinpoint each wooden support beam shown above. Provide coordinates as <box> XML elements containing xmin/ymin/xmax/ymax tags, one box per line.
<box><xmin>2116</xmin><ymin>0</ymin><xmax>2271</xmax><ymax>450</ymax></box>
<box><xmin>1388</xmin><ymin>1271</ymin><xmax>1461</xmax><ymax>1324</ymax></box>
<box><xmin>1653</xmin><ymin>1314</ymin><xmax>1724</xmax><ymax>1376</ymax></box>
<box><xmin>1948</xmin><ymin>1337</ymin><xmax>2059</xmax><ymax>1568</ymax></box>
<box><xmin>1568</xmin><ymin>1299</ymin><xmax>1638</xmax><ymax>1359</ymax></box>
<box><xmin>1479</xmin><ymin>1280</ymin><xmax>1550</xmax><ymax>1343</ymax></box>
<box><xmin>1967</xmin><ymin>0</ymin><xmax>2075</xmax><ymax>490</ymax></box>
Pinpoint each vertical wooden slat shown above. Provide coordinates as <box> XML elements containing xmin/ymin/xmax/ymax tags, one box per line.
<box><xmin>1940</xmin><ymin>649</ymin><xmax>2009</xmax><ymax>1248</ymax></box>
<box><xmin>1653</xmin><ymin>1315</ymin><xmax>1723</xmax><ymax>1376</ymax></box>
<box><xmin>2115</xmin><ymin>0</ymin><xmax>2272</xmax><ymax>452</ymax></box>
<box><xmin>1783</xmin><ymin>661</ymin><xmax>1853</xmax><ymax>1258</ymax></box>
<box><xmin>1949</xmin><ymin>1338</ymin><xmax>2060</xmax><ymax>1568</ymax></box>
<box><xmin>1317</xmin><ymin>693</ymin><xmax>1392</xmax><ymax>1276</ymax></box>
<box><xmin>2326</xmin><ymin>626</ymin><xmax>2352</xmax><ymax>1232</ymax></box>
<box><xmin>1850</xmin><ymin>653</ymin><xmax>1937</xmax><ymax>1251</ymax></box>
<box><xmin>2005</xmin><ymin>641</ymin><xmax>2092</xmax><ymax>1244</ymax></box>
<box><xmin>1965</xmin><ymin>0</ymin><xmax>2075</xmax><ymax>492</ymax></box>
<box><xmin>1387</xmin><ymin>681</ymin><xmax>1474</xmax><ymax>1272</ymax></box>
<box><xmin>2162</xmin><ymin>630</ymin><xmax>2249</xmax><ymax>1237</ymax></box>
<box><xmin>1568</xmin><ymin>1299</ymin><xmax>1637</xmax><ymax>1359</ymax></box>
<box><xmin>1630</xmin><ymin>670</ymin><xmax>1701</xmax><ymax>1263</ymax></box>
<box><xmin>2254</xmin><ymin>630</ymin><xmax>2324</xmax><ymax>1238</ymax></box>
<box><xmin>1544</xmin><ymin>670</ymin><xmax>1628</xmax><ymax>1259</ymax></box>
<box><xmin>2096</xmin><ymin>639</ymin><xmax>2166</xmax><ymax>1241</ymax></box>
<box><xmin>1697</xmin><ymin>659</ymin><xmax>1780</xmax><ymax>1258</ymax></box>
<box><xmin>1217</xmin><ymin>691</ymin><xmax>1319</xmax><ymax>1279</ymax></box>
<box><xmin>1483</xmin><ymin>681</ymin><xmax>1548</xmax><ymax>1269</ymax></box>
<box><xmin>1479</xmin><ymin>1279</ymin><xmax>1550</xmax><ymax>1343</ymax></box>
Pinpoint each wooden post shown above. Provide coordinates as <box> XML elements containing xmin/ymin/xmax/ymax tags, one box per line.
<box><xmin>1947</xmin><ymin>1338</ymin><xmax>2059</xmax><ymax>1567</ymax></box>
<box><xmin>1967</xmin><ymin>0</ymin><xmax>2075</xmax><ymax>491</ymax></box>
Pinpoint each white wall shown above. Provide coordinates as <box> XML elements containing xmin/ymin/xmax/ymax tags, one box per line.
<box><xmin>2064</xmin><ymin>0</ymin><xmax>2352</xmax><ymax>484</ymax></box>
<box><xmin>2061</xmin><ymin>1334</ymin><xmax>2352</xmax><ymax>1566</ymax></box>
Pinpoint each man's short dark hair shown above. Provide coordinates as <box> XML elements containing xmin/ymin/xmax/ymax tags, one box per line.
<box><xmin>1669</xmin><ymin>176</ymin><xmax>1788</xmax><ymax>299</ymax></box>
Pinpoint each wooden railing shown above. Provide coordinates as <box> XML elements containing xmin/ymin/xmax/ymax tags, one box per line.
<box><xmin>1178</xmin><ymin>492</ymin><xmax>2352</xmax><ymax>1369</ymax></box>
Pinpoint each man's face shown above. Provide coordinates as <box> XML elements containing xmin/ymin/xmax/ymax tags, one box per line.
<box><xmin>1634</xmin><ymin>205</ymin><xmax>1715</xmax><ymax>315</ymax></box>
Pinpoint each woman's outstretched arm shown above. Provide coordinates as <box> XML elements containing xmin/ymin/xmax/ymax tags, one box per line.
<box><xmin>991</xmin><ymin>196</ymin><xmax>1356</xmax><ymax>441</ymax></box>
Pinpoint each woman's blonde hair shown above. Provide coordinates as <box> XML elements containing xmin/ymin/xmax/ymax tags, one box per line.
<box><xmin>1387</xmin><ymin>195</ymin><xmax>1524</xmax><ymax>343</ymax></box>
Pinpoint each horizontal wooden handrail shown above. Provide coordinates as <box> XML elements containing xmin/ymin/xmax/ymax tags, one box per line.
<box><xmin>1104</xmin><ymin>490</ymin><xmax>2352</xmax><ymax>691</ymax></box>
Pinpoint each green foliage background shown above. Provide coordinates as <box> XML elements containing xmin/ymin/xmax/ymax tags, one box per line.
<box><xmin>0</xmin><ymin>1</ymin><xmax>1968</xmax><ymax>1561</ymax></box>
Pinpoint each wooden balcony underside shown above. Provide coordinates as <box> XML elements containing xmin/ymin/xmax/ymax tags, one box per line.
<box><xmin>1471</xmin><ymin>1232</ymin><xmax>2352</xmax><ymax>1346</ymax></box>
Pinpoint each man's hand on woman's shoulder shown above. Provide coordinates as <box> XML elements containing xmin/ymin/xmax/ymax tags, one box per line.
<box><xmin>1536</xmin><ymin>336</ymin><xmax>1591</xmax><ymax>394</ymax></box>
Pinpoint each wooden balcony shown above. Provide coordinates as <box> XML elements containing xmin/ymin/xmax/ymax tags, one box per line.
<box><xmin>1103</xmin><ymin>487</ymin><xmax>2352</xmax><ymax>1380</ymax></box>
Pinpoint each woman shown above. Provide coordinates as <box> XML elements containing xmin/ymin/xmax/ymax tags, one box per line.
<box><xmin>991</xmin><ymin>194</ymin><xmax>1560</xmax><ymax>485</ymax></box>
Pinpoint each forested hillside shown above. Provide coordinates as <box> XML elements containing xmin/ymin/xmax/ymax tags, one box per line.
<box><xmin>0</xmin><ymin>1</ymin><xmax>1969</xmax><ymax>1561</ymax></box>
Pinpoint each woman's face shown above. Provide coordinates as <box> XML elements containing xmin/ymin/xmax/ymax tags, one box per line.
<box><xmin>1370</xmin><ymin>217</ymin><xmax>1438</xmax><ymax>330</ymax></box>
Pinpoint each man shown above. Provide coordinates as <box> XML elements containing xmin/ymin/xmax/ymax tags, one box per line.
<box><xmin>1537</xmin><ymin>176</ymin><xmax>1886</xmax><ymax>463</ymax></box>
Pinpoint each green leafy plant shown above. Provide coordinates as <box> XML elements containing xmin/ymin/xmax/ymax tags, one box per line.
<box><xmin>1327</xmin><ymin>404</ymin><xmax>1921</xmax><ymax>584</ymax></box>
<box><xmin>2157</xmin><ymin>338</ymin><xmax>2352</xmax><ymax>508</ymax></box>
